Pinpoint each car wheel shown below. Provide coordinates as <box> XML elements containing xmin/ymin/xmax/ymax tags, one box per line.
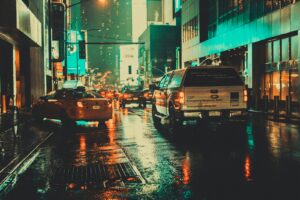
<box><xmin>169</xmin><ymin>107</ymin><xmax>182</xmax><ymax>136</ymax></box>
<box><xmin>98</xmin><ymin>121</ymin><xmax>106</xmax><ymax>128</ymax></box>
<box><xmin>32</xmin><ymin>107</ymin><xmax>43</xmax><ymax>123</ymax></box>
<box><xmin>152</xmin><ymin>104</ymin><xmax>161</xmax><ymax>129</ymax></box>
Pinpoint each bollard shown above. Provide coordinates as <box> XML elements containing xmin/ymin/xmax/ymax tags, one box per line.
<box><xmin>274</xmin><ymin>96</ymin><xmax>279</xmax><ymax>115</ymax></box>
<box><xmin>12</xmin><ymin>106</ymin><xmax>20</xmax><ymax>139</ymax></box>
<box><xmin>263</xmin><ymin>95</ymin><xmax>269</xmax><ymax>112</ymax></box>
<box><xmin>286</xmin><ymin>96</ymin><xmax>292</xmax><ymax>116</ymax></box>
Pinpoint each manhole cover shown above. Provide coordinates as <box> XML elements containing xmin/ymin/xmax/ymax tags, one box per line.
<box><xmin>52</xmin><ymin>162</ymin><xmax>143</xmax><ymax>188</ymax></box>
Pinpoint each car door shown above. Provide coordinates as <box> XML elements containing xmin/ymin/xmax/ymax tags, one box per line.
<box><xmin>154</xmin><ymin>75</ymin><xmax>167</xmax><ymax>114</ymax></box>
<box><xmin>160</xmin><ymin>72</ymin><xmax>173</xmax><ymax>116</ymax></box>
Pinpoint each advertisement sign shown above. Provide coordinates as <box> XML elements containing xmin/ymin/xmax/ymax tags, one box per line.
<box><xmin>174</xmin><ymin>0</ymin><xmax>182</xmax><ymax>14</ymax></box>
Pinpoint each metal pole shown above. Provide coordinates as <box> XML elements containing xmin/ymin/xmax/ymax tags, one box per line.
<box><xmin>48</xmin><ymin>0</ymin><xmax>53</xmax><ymax>89</ymax></box>
<box><xmin>64</xmin><ymin>0</ymin><xmax>68</xmax><ymax>81</ymax></box>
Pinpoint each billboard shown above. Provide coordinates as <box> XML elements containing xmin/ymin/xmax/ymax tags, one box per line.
<box><xmin>66</xmin><ymin>30</ymin><xmax>86</xmax><ymax>76</ymax></box>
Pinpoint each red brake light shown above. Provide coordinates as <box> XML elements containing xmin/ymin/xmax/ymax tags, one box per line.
<box><xmin>243</xmin><ymin>89</ymin><xmax>248</xmax><ymax>102</ymax></box>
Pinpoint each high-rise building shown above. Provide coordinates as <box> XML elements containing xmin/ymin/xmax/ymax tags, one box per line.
<box><xmin>81</xmin><ymin>0</ymin><xmax>132</xmax><ymax>75</ymax></box>
<box><xmin>182</xmin><ymin>0</ymin><xmax>300</xmax><ymax>115</ymax></box>
<box><xmin>138</xmin><ymin>0</ymin><xmax>181</xmax><ymax>86</ymax></box>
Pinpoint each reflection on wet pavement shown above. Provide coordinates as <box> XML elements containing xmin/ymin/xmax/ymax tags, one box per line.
<box><xmin>4</xmin><ymin>105</ymin><xmax>300</xmax><ymax>200</ymax></box>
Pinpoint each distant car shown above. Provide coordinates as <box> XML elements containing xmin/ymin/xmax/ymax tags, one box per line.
<box><xmin>139</xmin><ymin>88</ymin><xmax>153</xmax><ymax>105</ymax></box>
<box><xmin>119</xmin><ymin>87</ymin><xmax>146</xmax><ymax>108</ymax></box>
<box><xmin>152</xmin><ymin>66</ymin><xmax>248</xmax><ymax>134</ymax></box>
<box><xmin>32</xmin><ymin>88</ymin><xmax>112</xmax><ymax>127</ymax></box>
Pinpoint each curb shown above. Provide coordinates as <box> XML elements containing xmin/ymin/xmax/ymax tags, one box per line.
<box><xmin>248</xmin><ymin>109</ymin><xmax>300</xmax><ymax>124</ymax></box>
<box><xmin>0</xmin><ymin>131</ymin><xmax>54</xmax><ymax>196</ymax></box>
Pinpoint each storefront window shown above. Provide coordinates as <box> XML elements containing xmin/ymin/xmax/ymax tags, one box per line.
<box><xmin>266</xmin><ymin>41</ymin><xmax>273</xmax><ymax>63</ymax></box>
<box><xmin>290</xmin><ymin>70</ymin><xmax>299</xmax><ymax>102</ymax></box>
<box><xmin>272</xmin><ymin>71</ymin><xmax>280</xmax><ymax>99</ymax></box>
<box><xmin>265</xmin><ymin>72</ymin><xmax>272</xmax><ymax>98</ymax></box>
<box><xmin>281</xmin><ymin>70</ymin><xmax>289</xmax><ymax>100</ymax></box>
<box><xmin>273</xmin><ymin>40</ymin><xmax>280</xmax><ymax>63</ymax></box>
<box><xmin>281</xmin><ymin>38</ymin><xmax>290</xmax><ymax>61</ymax></box>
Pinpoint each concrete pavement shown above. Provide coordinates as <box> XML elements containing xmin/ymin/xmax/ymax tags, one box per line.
<box><xmin>0</xmin><ymin>111</ymin><xmax>54</xmax><ymax>197</ymax></box>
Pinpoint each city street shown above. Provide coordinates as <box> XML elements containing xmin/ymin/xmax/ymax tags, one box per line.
<box><xmin>4</xmin><ymin>104</ymin><xmax>300</xmax><ymax>200</ymax></box>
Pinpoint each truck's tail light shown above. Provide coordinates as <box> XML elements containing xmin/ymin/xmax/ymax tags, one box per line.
<box><xmin>179</xmin><ymin>92</ymin><xmax>185</xmax><ymax>104</ymax></box>
<box><xmin>77</xmin><ymin>101</ymin><xmax>84</xmax><ymax>108</ymax></box>
<box><xmin>243</xmin><ymin>89</ymin><xmax>248</xmax><ymax>102</ymax></box>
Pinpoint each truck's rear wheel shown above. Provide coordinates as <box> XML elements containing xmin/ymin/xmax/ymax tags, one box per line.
<box><xmin>169</xmin><ymin>107</ymin><xmax>182</xmax><ymax>136</ymax></box>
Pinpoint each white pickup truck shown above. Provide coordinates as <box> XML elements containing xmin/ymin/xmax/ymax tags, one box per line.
<box><xmin>152</xmin><ymin>66</ymin><xmax>248</xmax><ymax>134</ymax></box>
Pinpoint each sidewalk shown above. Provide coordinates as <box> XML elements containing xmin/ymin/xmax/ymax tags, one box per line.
<box><xmin>248</xmin><ymin>109</ymin><xmax>300</xmax><ymax>124</ymax></box>
<box><xmin>0</xmin><ymin>110</ymin><xmax>54</xmax><ymax>196</ymax></box>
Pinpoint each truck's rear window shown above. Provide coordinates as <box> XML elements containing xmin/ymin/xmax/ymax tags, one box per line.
<box><xmin>184</xmin><ymin>68</ymin><xmax>244</xmax><ymax>87</ymax></box>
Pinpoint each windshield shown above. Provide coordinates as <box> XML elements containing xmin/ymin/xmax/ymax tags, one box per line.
<box><xmin>184</xmin><ymin>68</ymin><xmax>244</xmax><ymax>87</ymax></box>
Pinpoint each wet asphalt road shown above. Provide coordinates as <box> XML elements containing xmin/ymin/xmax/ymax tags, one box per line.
<box><xmin>4</xmin><ymin>104</ymin><xmax>300</xmax><ymax>200</ymax></box>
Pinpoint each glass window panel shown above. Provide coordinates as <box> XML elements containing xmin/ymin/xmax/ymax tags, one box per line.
<box><xmin>266</xmin><ymin>42</ymin><xmax>273</xmax><ymax>63</ymax></box>
<box><xmin>281</xmin><ymin>38</ymin><xmax>290</xmax><ymax>61</ymax></box>
<box><xmin>272</xmin><ymin>71</ymin><xmax>280</xmax><ymax>99</ymax></box>
<box><xmin>290</xmin><ymin>70</ymin><xmax>299</xmax><ymax>102</ymax></box>
<box><xmin>281</xmin><ymin>70</ymin><xmax>289</xmax><ymax>100</ymax></box>
<box><xmin>265</xmin><ymin>72</ymin><xmax>272</xmax><ymax>98</ymax></box>
<box><xmin>273</xmin><ymin>40</ymin><xmax>280</xmax><ymax>63</ymax></box>
<box><xmin>291</xmin><ymin>35</ymin><xmax>298</xmax><ymax>60</ymax></box>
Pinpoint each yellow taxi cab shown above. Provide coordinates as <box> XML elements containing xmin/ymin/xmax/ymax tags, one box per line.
<box><xmin>32</xmin><ymin>88</ymin><xmax>112</xmax><ymax>127</ymax></box>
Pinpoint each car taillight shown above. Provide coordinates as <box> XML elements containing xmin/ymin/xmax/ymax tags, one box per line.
<box><xmin>243</xmin><ymin>89</ymin><xmax>248</xmax><ymax>102</ymax></box>
<box><xmin>77</xmin><ymin>101</ymin><xmax>84</xmax><ymax>108</ymax></box>
<box><xmin>179</xmin><ymin>92</ymin><xmax>185</xmax><ymax>104</ymax></box>
<box><xmin>106</xmin><ymin>92</ymin><xmax>113</xmax><ymax>98</ymax></box>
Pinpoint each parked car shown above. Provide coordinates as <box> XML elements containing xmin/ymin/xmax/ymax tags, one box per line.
<box><xmin>119</xmin><ymin>86</ymin><xmax>146</xmax><ymax>108</ymax></box>
<box><xmin>32</xmin><ymin>88</ymin><xmax>112</xmax><ymax>128</ymax></box>
<box><xmin>152</xmin><ymin>66</ymin><xmax>248</xmax><ymax>134</ymax></box>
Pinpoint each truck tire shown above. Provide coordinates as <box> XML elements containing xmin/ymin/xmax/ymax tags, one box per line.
<box><xmin>169</xmin><ymin>107</ymin><xmax>182</xmax><ymax>136</ymax></box>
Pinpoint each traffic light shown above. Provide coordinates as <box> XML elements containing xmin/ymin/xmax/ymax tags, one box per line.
<box><xmin>79</xmin><ymin>40</ymin><xmax>86</xmax><ymax>59</ymax></box>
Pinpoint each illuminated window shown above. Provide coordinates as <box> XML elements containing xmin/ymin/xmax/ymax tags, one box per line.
<box><xmin>290</xmin><ymin>70</ymin><xmax>299</xmax><ymax>102</ymax></box>
<box><xmin>281</xmin><ymin>70</ymin><xmax>289</xmax><ymax>100</ymax></box>
<box><xmin>272</xmin><ymin>71</ymin><xmax>280</xmax><ymax>99</ymax></box>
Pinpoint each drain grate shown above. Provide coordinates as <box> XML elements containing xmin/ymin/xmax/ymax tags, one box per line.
<box><xmin>53</xmin><ymin>162</ymin><xmax>141</xmax><ymax>186</ymax></box>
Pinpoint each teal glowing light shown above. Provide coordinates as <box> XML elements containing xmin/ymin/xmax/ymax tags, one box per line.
<box><xmin>66</xmin><ymin>30</ymin><xmax>86</xmax><ymax>76</ymax></box>
<box><xmin>174</xmin><ymin>0</ymin><xmax>182</xmax><ymax>13</ymax></box>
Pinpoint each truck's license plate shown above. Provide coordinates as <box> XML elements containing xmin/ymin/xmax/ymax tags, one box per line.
<box><xmin>93</xmin><ymin>106</ymin><xmax>101</xmax><ymax>110</ymax></box>
<box><xmin>209</xmin><ymin>111</ymin><xmax>221</xmax><ymax>116</ymax></box>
